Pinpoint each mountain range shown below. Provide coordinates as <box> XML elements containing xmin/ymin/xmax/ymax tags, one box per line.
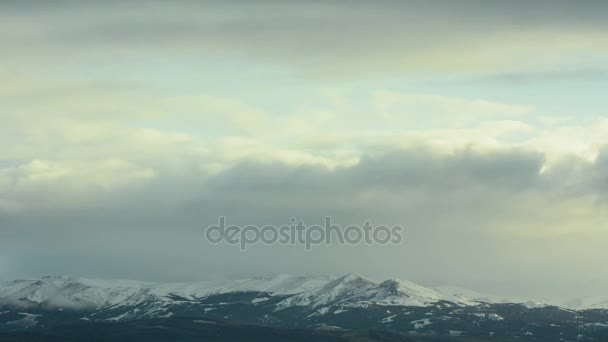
<box><xmin>1</xmin><ymin>273</ymin><xmax>608</xmax><ymax>341</ymax></box>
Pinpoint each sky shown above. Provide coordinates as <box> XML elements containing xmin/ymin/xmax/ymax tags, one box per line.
<box><xmin>1</xmin><ymin>0</ymin><xmax>608</xmax><ymax>300</ymax></box>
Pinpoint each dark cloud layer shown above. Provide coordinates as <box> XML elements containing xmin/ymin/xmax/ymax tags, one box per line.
<box><xmin>3</xmin><ymin>0</ymin><xmax>608</xmax><ymax>77</ymax></box>
<box><xmin>1</xmin><ymin>147</ymin><xmax>607</xmax><ymax>298</ymax></box>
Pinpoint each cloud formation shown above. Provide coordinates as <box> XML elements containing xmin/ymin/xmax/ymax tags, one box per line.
<box><xmin>3</xmin><ymin>0</ymin><xmax>608</xmax><ymax>77</ymax></box>
<box><xmin>1</xmin><ymin>146</ymin><xmax>608</xmax><ymax>299</ymax></box>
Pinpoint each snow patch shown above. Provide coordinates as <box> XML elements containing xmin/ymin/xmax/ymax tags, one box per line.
<box><xmin>411</xmin><ymin>318</ymin><xmax>431</xmax><ymax>329</ymax></box>
<box><xmin>5</xmin><ymin>313</ymin><xmax>41</xmax><ymax>328</ymax></box>
<box><xmin>252</xmin><ymin>297</ymin><xmax>270</xmax><ymax>304</ymax></box>
<box><xmin>381</xmin><ymin>314</ymin><xmax>397</xmax><ymax>323</ymax></box>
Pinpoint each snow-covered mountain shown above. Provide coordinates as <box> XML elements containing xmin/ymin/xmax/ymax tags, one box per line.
<box><xmin>275</xmin><ymin>273</ymin><xmax>376</xmax><ymax>312</ymax></box>
<box><xmin>0</xmin><ymin>276</ymin><xmax>165</xmax><ymax>310</ymax></box>
<box><xmin>0</xmin><ymin>274</ymin><xmax>333</xmax><ymax>311</ymax></box>
<box><xmin>433</xmin><ymin>285</ymin><xmax>547</xmax><ymax>308</ymax></box>
<box><xmin>275</xmin><ymin>273</ymin><xmax>477</xmax><ymax>313</ymax></box>
<box><xmin>0</xmin><ymin>273</ymin><xmax>605</xmax><ymax>321</ymax></box>
<box><xmin>557</xmin><ymin>296</ymin><xmax>608</xmax><ymax>310</ymax></box>
<box><xmin>2</xmin><ymin>273</ymin><xmax>608</xmax><ymax>341</ymax></box>
<box><xmin>352</xmin><ymin>278</ymin><xmax>476</xmax><ymax>307</ymax></box>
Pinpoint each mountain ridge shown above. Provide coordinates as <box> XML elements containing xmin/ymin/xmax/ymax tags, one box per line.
<box><xmin>2</xmin><ymin>273</ymin><xmax>608</xmax><ymax>341</ymax></box>
<box><xmin>1</xmin><ymin>273</ymin><xmax>604</xmax><ymax>312</ymax></box>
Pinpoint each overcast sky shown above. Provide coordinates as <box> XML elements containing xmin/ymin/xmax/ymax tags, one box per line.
<box><xmin>1</xmin><ymin>0</ymin><xmax>608</xmax><ymax>300</ymax></box>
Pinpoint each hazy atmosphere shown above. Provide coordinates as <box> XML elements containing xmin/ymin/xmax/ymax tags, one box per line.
<box><xmin>2</xmin><ymin>0</ymin><xmax>608</xmax><ymax>302</ymax></box>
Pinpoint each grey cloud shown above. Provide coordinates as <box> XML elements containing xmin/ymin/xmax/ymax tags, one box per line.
<box><xmin>205</xmin><ymin>147</ymin><xmax>544</xmax><ymax>194</ymax></box>
<box><xmin>2</xmin><ymin>146</ymin><xmax>608</xmax><ymax>298</ymax></box>
<box><xmin>3</xmin><ymin>1</ymin><xmax>608</xmax><ymax>77</ymax></box>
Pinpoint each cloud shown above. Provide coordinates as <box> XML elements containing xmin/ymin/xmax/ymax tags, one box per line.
<box><xmin>373</xmin><ymin>92</ymin><xmax>533</xmax><ymax>126</ymax></box>
<box><xmin>2</xmin><ymin>1</ymin><xmax>608</xmax><ymax>77</ymax></box>
<box><xmin>1</xmin><ymin>145</ymin><xmax>608</xmax><ymax>298</ymax></box>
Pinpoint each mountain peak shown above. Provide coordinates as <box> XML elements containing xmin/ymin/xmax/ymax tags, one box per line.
<box><xmin>377</xmin><ymin>278</ymin><xmax>429</xmax><ymax>291</ymax></box>
<box><xmin>274</xmin><ymin>273</ymin><xmax>378</xmax><ymax>310</ymax></box>
<box><xmin>341</xmin><ymin>272</ymin><xmax>363</xmax><ymax>279</ymax></box>
<box><xmin>334</xmin><ymin>272</ymin><xmax>375</xmax><ymax>284</ymax></box>
<box><xmin>319</xmin><ymin>273</ymin><xmax>377</xmax><ymax>293</ymax></box>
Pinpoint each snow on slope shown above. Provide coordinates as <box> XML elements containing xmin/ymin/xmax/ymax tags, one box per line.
<box><xmin>0</xmin><ymin>274</ymin><xmax>333</xmax><ymax>311</ymax></box>
<box><xmin>206</xmin><ymin>274</ymin><xmax>334</xmax><ymax>296</ymax></box>
<box><xmin>433</xmin><ymin>285</ymin><xmax>549</xmax><ymax>308</ymax></box>
<box><xmin>558</xmin><ymin>297</ymin><xmax>608</xmax><ymax>310</ymax></box>
<box><xmin>276</xmin><ymin>273</ymin><xmax>377</xmax><ymax>310</ymax></box>
<box><xmin>3</xmin><ymin>273</ymin><xmax>601</xmax><ymax>315</ymax></box>
<box><xmin>276</xmin><ymin>274</ymin><xmax>476</xmax><ymax>312</ymax></box>
<box><xmin>351</xmin><ymin>279</ymin><xmax>476</xmax><ymax>307</ymax></box>
<box><xmin>0</xmin><ymin>276</ymin><xmax>162</xmax><ymax>309</ymax></box>
<box><xmin>434</xmin><ymin>285</ymin><xmax>516</xmax><ymax>305</ymax></box>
